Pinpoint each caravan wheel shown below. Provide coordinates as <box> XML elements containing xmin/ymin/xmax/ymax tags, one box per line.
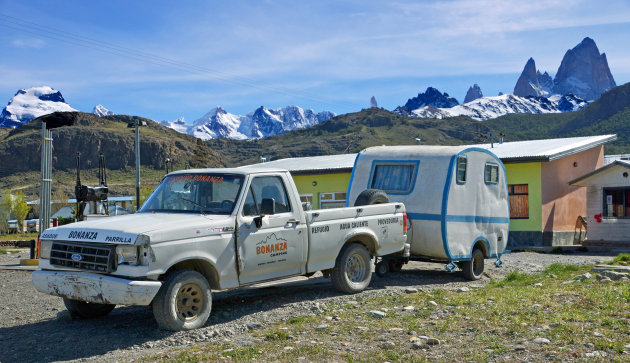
<box><xmin>462</xmin><ymin>248</ymin><xmax>484</xmax><ymax>281</ymax></box>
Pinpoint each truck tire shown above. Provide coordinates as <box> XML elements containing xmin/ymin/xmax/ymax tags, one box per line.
<box><xmin>331</xmin><ymin>243</ymin><xmax>372</xmax><ymax>293</ymax></box>
<box><xmin>354</xmin><ymin>189</ymin><xmax>389</xmax><ymax>206</ymax></box>
<box><xmin>462</xmin><ymin>248</ymin><xmax>484</xmax><ymax>281</ymax></box>
<box><xmin>388</xmin><ymin>258</ymin><xmax>404</xmax><ymax>273</ymax></box>
<box><xmin>152</xmin><ymin>269</ymin><xmax>212</xmax><ymax>331</ymax></box>
<box><xmin>63</xmin><ymin>298</ymin><xmax>115</xmax><ymax>318</ymax></box>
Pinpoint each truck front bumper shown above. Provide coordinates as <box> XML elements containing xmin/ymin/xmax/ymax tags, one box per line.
<box><xmin>32</xmin><ymin>270</ymin><xmax>162</xmax><ymax>306</ymax></box>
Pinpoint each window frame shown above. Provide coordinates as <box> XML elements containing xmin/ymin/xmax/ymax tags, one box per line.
<box><xmin>240</xmin><ymin>175</ymin><xmax>293</xmax><ymax>216</ymax></box>
<box><xmin>367</xmin><ymin>160</ymin><xmax>420</xmax><ymax>195</ymax></box>
<box><xmin>456</xmin><ymin>155</ymin><xmax>467</xmax><ymax>184</ymax></box>
<box><xmin>319</xmin><ymin>192</ymin><xmax>347</xmax><ymax>209</ymax></box>
<box><xmin>484</xmin><ymin>162</ymin><xmax>500</xmax><ymax>185</ymax></box>
<box><xmin>602</xmin><ymin>187</ymin><xmax>630</xmax><ymax>219</ymax></box>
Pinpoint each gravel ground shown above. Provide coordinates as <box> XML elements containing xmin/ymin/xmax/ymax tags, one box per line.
<box><xmin>0</xmin><ymin>248</ymin><xmax>622</xmax><ymax>363</ymax></box>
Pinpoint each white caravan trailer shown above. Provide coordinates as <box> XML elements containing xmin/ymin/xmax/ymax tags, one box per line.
<box><xmin>347</xmin><ymin>145</ymin><xmax>509</xmax><ymax>280</ymax></box>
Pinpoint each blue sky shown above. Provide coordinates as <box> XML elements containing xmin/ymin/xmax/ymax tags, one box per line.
<box><xmin>1</xmin><ymin>0</ymin><xmax>630</xmax><ymax>122</ymax></box>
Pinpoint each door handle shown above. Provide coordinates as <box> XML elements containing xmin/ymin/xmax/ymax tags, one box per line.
<box><xmin>286</xmin><ymin>219</ymin><xmax>300</xmax><ymax>225</ymax></box>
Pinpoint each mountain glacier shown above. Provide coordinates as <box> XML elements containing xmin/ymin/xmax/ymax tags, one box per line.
<box><xmin>407</xmin><ymin>93</ymin><xmax>587</xmax><ymax>121</ymax></box>
<box><xmin>161</xmin><ymin>105</ymin><xmax>335</xmax><ymax>140</ymax></box>
<box><xmin>0</xmin><ymin>86</ymin><xmax>76</xmax><ymax>128</ymax></box>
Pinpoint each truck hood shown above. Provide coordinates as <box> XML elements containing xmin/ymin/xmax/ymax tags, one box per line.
<box><xmin>39</xmin><ymin>213</ymin><xmax>235</xmax><ymax>245</ymax></box>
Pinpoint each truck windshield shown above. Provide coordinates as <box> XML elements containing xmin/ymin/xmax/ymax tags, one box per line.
<box><xmin>138</xmin><ymin>173</ymin><xmax>243</xmax><ymax>215</ymax></box>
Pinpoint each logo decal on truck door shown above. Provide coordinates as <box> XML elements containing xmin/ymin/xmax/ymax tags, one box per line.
<box><xmin>256</xmin><ymin>233</ymin><xmax>288</xmax><ymax>258</ymax></box>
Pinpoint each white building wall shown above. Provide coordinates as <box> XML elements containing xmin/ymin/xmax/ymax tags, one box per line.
<box><xmin>584</xmin><ymin>173</ymin><xmax>630</xmax><ymax>242</ymax></box>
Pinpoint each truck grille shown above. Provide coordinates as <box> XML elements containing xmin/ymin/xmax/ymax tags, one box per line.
<box><xmin>50</xmin><ymin>242</ymin><xmax>116</xmax><ymax>273</ymax></box>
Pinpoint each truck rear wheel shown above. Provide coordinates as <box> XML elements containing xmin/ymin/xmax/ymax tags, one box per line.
<box><xmin>354</xmin><ymin>189</ymin><xmax>389</xmax><ymax>206</ymax></box>
<box><xmin>331</xmin><ymin>243</ymin><xmax>372</xmax><ymax>293</ymax></box>
<box><xmin>63</xmin><ymin>298</ymin><xmax>115</xmax><ymax>318</ymax></box>
<box><xmin>152</xmin><ymin>269</ymin><xmax>212</xmax><ymax>331</ymax></box>
<box><xmin>462</xmin><ymin>248</ymin><xmax>484</xmax><ymax>281</ymax></box>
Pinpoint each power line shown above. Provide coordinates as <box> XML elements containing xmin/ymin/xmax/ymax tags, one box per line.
<box><xmin>0</xmin><ymin>13</ymin><xmax>361</xmax><ymax>111</ymax></box>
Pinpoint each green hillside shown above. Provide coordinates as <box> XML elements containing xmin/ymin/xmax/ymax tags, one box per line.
<box><xmin>0</xmin><ymin>112</ymin><xmax>224</xmax><ymax>199</ymax></box>
<box><xmin>207</xmin><ymin>109</ymin><xmax>493</xmax><ymax>166</ymax></box>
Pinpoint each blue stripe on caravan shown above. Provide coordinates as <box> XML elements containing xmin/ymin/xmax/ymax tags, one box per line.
<box><xmin>407</xmin><ymin>213</ymin><xmax>441</xmax><ymax>221</ymax></box>
<box><xmin>407</xmin><ymin>213</ymin><xmax>509</xmax><ymax>224</ymax></box>
<box><xmin>446</xmin><ymin>215</ymin><xmax>510</xmax><ymax>224</ymax></box>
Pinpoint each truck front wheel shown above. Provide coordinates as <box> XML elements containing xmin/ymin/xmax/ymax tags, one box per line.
<box><xmin>331</xmin><ymin>243</ymin><xmax>372</xmax><ymax>293</ymax></box>
<box><xmin>63</xmin><ymin>298</ymin><xmax>115</xmax><ymax>318</ymax></box>
<box><xmin>152</xmin><ymin>269</ymin><xmax>212</xmax><ymax>331</ymax></box>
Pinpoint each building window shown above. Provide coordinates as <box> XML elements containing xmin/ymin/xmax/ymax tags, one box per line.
<box><xmin>484</xmin><ymin>163</ymin><xmax>499</xmax><ymax>184</ymax></box>
<box><xmin>320</xmin><ymin>192</ymin><xmax>347</xmax><ymax>209</ymax></box>
<box><xmin>508</xmin><ymin>184</ymin><xmax>529</xmax><ymax>219</ymax></box>
<box><xmin>370</xmin><ymin>162</ymin><xmax>418</xmax><ymax>193</ymax></box>
<box><xmin>300</xmin><ymin>194</ymin><xmax>313</xmax><ymax>211</ymax></box>
<box><xmin>456</xmin><ymin>155</ymin><xmax>467</xmax><ymax>184</ymax></box>
<box><xmin>603</xmin><ymin>188</ymin><xmax>630</xmax><ymax>218</ymax></box>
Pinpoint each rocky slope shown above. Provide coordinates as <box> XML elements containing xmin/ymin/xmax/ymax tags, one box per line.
<box><xmin>552</xmin><ymin>37</ymin><xmax>616</xmax><ymax>100</ymax></box>
<box><xmin>0</xmin><ymin>87</ymin><xmax>76</xmax><ymax>128</ymax></box>
<box><xmin>0</xmin><ymin>112</ymin><xmax>224</xmax><ymax>178</ymax></box>
<box><xmin>464</xmin><ymin>84</ymin><xmax>483</xmax><ymax>103</ymax></box>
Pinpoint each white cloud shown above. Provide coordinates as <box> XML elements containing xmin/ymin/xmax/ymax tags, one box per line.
<box><xmin>11</xmin><ymin>38</ymin><xmax>45</xmax><ymax>48</ymax></box>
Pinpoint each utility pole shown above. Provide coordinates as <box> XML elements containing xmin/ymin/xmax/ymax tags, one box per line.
<box><xmin>128</xmin><ymin>120</ymin><xmax>146</xmax><ymax>210</ymax></box>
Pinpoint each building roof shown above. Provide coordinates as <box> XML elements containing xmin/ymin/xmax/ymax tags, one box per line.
<box><xmin>242</xmin><ymin>153</ymin><xmax>358</xmax><ymax>175</ymax></box>
<box><xmin>471</xmin><ymin>134</ymin><xmax>617</xmax><ymax>163</ymax></box>
<box><xmin>242</xmin><ymin>135</ymin><xmax>617</xmax><ymax>175</ymax></box>
<box><xmin>569</xmin><ymin>160</ymin><xmax>630</xmax><ymax>186</ymax></box>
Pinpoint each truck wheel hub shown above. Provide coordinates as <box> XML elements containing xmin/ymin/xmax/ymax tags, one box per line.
<box><xmin>176</xmin><ymin>283</ymin><xmax>203</xmax><ymax>321</ymax></box>
<box><xmin>346</xmin><ymin>253</ymin><xmax>366</xmax><ymax>283</ymax></box>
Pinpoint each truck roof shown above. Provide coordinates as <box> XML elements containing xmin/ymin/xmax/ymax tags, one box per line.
<box><xmin>167</xmin><ymin>167</ymin><xmax>288</xmax><ymax>176</ymax></box>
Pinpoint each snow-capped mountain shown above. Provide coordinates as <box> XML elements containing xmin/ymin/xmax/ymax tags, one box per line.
<box><xmin>0</xmin><ymin>86</ymin><xmax>76</xmax><ymax>128</ymax></box>
<box><xmin>92</xmin><ymin>104</ymin><xmax>114</xmax><ymax>116</ymax></box>
<box><xmin>408</xmin><ymin>93</ymin><xmax>588</xmax><ymax>121</ymax></box>
<box><xmin>160</xmin><ymin>116</ymin><xmax>189</xmax><ymax>134</ymax></box>
<box><xmin>162</xmin><ymin>105</ymin><xmax>335</xmax><ymax>140</ymax></box>
<box><xmin>394</xmin><ymin>87</ymin><xmax>459</xmax><ymax>115</ymax></box>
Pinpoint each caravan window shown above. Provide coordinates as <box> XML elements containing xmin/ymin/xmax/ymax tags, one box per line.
<box><xmin>484</xmin><ymin>163</ymin><xmax>499</xmax><ymax>184</ymax></box>
<box><xmin>456</xmin><ymin>156</ymin><xmax>467</xmax><ymax>184</ymax></box>
<box><xmin>370</xmin><ymin>162</ymin><xmax>418</xmax><ymax>194</ymax></box>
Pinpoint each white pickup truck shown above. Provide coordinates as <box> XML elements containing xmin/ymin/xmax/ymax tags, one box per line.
<box><xmin>32</xmin><ymin>168</ymin><xmax>407</xmax><ymax>331</ymax></box>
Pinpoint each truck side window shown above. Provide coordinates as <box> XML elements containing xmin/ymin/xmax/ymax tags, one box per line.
<box><xmin>242</xmin><ymin>188</ymin><xmax>259</xmax><ymax>216</ymax></box>
<box><xmin>245</xmin><ymin>176</ymin><xmax>292</xmax><ymax>215</ymax></box>
<box><xmin>456</xmin><ymin>155</ymin><xmax>467</xmax><ymax>184</ymax></box>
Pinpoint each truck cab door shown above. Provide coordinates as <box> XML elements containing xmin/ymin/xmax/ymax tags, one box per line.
<box><xmin>235</xmin><ymin>174</ymin><xmax>307</xmax><ymax>285</ymax></box>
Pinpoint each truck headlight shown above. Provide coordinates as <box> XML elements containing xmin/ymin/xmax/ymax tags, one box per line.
<box><xmin>116</xmin><ymin>245</ymin><xmax>138</xmax><ymax>265</ymax></box>
<box><xmin>40</xmin><ymin>240</ymin><xmax>53</xmax><ymax>259</ymax></box>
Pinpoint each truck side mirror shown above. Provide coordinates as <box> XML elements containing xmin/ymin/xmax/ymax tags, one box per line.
<box><xmin>261</xmin><ymin>198</ymin><xmax>276</xmax><ymax>216</ymax></box>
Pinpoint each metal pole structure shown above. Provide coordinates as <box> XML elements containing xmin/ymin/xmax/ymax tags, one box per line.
<box><xmin>135</xmin><ymin>121</ymin><xmax>141</xmax><ymax>210</ymax></box>
<box><xmin>39</xmin><ymin>122</ymin><xmax>52</xmax><ymax>234</ymax></box>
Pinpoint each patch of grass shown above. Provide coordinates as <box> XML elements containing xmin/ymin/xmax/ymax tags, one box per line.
<box><xmin>542</xmin><ymin>263</ymin><xmax>580</xmax><ymax>276</ymax></box>
<box><xmin>147</xmin><ymin>264</ymin><xmax>630</xmax><ymax>362</ymax></box>
<box><xmin>608</xmin><ymin>253</ymin><xmax>630</xmax><ymax>266</ymax></box>
<box><xmin>0</xmin><ymin>249</ymin><xmax>22</xmax><ymax>254</ymax></box>
<box><xmin>0</xmin><ymin>232</ymin><xmax>38</xmax><ymax>241</ymax></box>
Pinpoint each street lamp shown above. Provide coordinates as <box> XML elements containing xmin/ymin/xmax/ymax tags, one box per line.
<box><xmin>127</xmin><ymin>120</ymin><xmax>147</xmax><ymax>210</ymax></box>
